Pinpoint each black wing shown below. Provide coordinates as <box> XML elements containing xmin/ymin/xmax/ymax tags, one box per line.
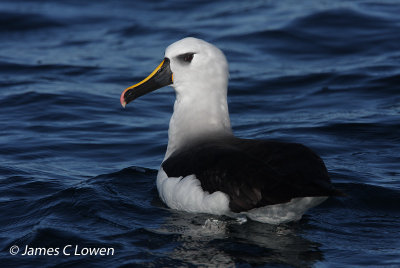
<box><xmin>162</xmin><ymin>137</ymin><xmax>340</xmax><ymax>213</ymax></box>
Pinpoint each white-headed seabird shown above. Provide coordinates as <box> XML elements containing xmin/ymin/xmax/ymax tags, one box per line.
<box><xmin>120</xmin><ymin>37</ymin><xmax>341</xmax><ymax>224</ymax></box>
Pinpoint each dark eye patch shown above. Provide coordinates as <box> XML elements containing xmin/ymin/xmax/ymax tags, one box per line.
<box><xmin>177</xmin><ymin>53</ymin><xmax>195</xmax><ymax>63</ymax></box>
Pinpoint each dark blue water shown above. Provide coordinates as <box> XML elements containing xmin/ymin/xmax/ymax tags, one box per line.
<box><xmin>1</xmin><ymin>0</ymin><xmax>399</xmax><ymax>267</ymax></box>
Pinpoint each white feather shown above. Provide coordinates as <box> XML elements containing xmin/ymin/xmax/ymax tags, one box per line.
<box><xmin>157</xmin><ymin>167</ymin><xmax>230</xmax><ymax>215</ymax></box>
<box><xmin>242</xmin><ymin>197</ymin><xmax>328</xmax><ymax>224</ymax></box>
<box><xmin>163</xmin><ymin>37</ymin><xmax>232</xmax><ymax>159</ymax></box>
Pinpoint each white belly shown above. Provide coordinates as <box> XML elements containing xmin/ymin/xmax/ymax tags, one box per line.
<box><xmin>242</xmin><ymin>196</ymin><xmax>328</xmax><ymax>224</ymax></box>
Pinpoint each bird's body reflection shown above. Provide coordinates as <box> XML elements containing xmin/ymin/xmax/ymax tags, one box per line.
<box><xmin>155</xmin><ymin>210</ymin><xmax>323</xmax><ymax>267</ymax></box>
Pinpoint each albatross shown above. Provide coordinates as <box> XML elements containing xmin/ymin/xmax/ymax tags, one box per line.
<box><xmin>120</xmin><ymin>37</ymin><xmax>341</xmax><ymax>224</ymax></box>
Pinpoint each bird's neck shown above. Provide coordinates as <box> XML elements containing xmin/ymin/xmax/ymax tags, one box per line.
<box><xmin>164</xmin><ymin>90</ymin><xmax>232</xmax><ymax>160</ymax></box>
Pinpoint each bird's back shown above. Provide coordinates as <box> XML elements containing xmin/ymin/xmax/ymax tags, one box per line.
<box><xmin>162</xmin><ymin>136</ymin><xmax>341</xmax><ymax>212</ymax></box>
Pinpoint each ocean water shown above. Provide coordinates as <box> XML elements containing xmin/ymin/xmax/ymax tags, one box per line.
<box><xmin>1</xmin><ymin>0</ymin><xmax>399</xmax><ymax>267</ymax></box>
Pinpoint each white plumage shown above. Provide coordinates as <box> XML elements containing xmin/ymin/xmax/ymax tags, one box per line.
<box><xmin>157</xmin><ymin>167</ymin><xmax>230</xmax><ymax>215</ymax></box>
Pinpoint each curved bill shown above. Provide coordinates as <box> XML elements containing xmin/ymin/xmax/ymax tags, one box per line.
<box><xmin>120</xmin><ymin>58</ymin><xmax>173</xmax><ymax>107</ymax></box>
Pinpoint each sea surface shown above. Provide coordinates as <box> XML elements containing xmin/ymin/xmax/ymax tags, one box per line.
<box><xmin>1</xmin><ymin>0</ymin><xmax>399</xmax><ymax>267</ymax></box>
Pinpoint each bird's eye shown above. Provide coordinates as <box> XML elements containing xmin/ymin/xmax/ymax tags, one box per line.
<box><xmin>184</xmin><ymin>53</ymin><xmax>194</xmax><ymax>62</ymax></box>
<box><xmin>179</xmin><ymin>53</ymin><xmax>195</xmax><ymax>63</ymax></box>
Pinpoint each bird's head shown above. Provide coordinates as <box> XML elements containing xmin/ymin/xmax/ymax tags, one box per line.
<box><xmin>120</xmin><ymin>37</ymin><xmax>229</xmax><ymax>107</ymax></box>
